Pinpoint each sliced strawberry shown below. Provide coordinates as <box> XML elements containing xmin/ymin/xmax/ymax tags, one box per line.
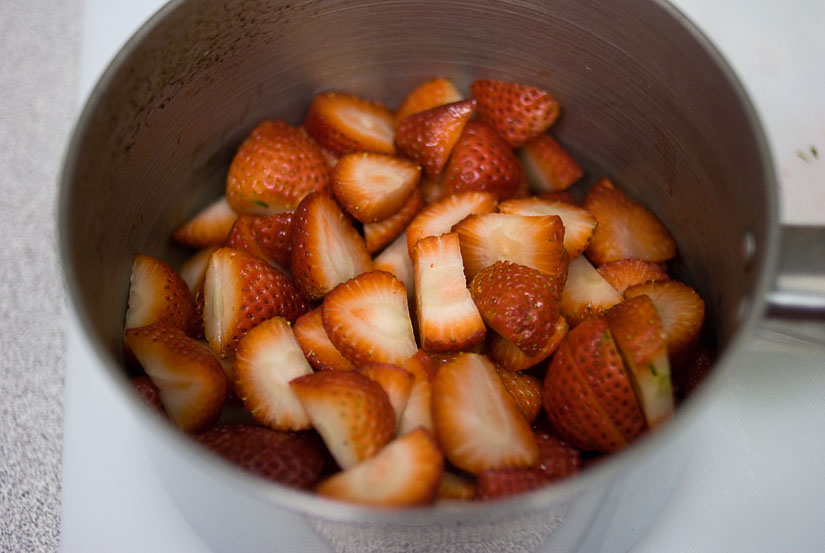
<box><xmin>224</xmin><ymin>211</ymin><xmax>295</xmax><ymax>269</ymax></box>
<box><xmin>130</xmin><ymin>375</ymin><xmax>165</xmax><ymax>415</ymax></box>
<box><xmin>406</xmin><ymin>190</ymin><xmax>498</xmax><ymax>258</ymax></box>
<box><xmin>364</xmin><ymin>188</ymin><xmax>423</xmax><ymax>254</ymax></box>
<box><xmin>431</xmin><ymin>353</ymin><xmax>538</xmax><ymax>474</ymax></box>
<box><xmin>582</xmin><ymin>179</ymin><xmax>677</xmax><ymax>265</ymax></box>
<box><xmin>372</xmin><ymin>231</ymin><xmax>415</xmax><ymax>298</ymax></box>
<box><xmin>290</xmin><ymin>192</ymin><xmax>373</xmax><ymax>300</ymax></box>
<box><xmin>357</xmin><ymin>363</ymin><xmax>414</xmax><ymax>422</ymax></box>
<box><xmin>495</xmin><ymin>368</ymin><xmax>543</xmax><ymax>424</ymax></box>
<box><xmin>179</xmin><ymin>247</ymin><xmax>218</xmax><ymax>293</ymax></box>
<box><xmin>420</xmin><ymin>172</ymin><xmax>447</xmax><ymax>204</ymax></box>
<box><xmin>290</xmin><ymin>370</ymin><xmax>396</xmax><ymax>469</ymax></box>
<box><xmin>442</xmin><ymin>120</ymin><xmax>523</xmax><ymax>200</ymax></box>
<box><xmin>293</xmin><ymin>307</ymin><xmax>356</xmax><ymax>372</ymax></box>
<box><xmin>475</xmin><ymin>467</ymin><xmax>549</xmax><ymax>501</ymax></box>
<box><xmin>321</xmin><ymin>270</ymin><xmax>418</xmax><ymax>366</ymax></box>
<box><xmin>173</xmin><ymin>196</ymin><xmax>238</xmax><ymax>248</ymax></box>
<box><xmin>596</xmin><ymin>258</ymin><xmax>670</xmax><ymax>295</ymax></box>
<box><xmin>304</xmin><ymin>91</ymin><xmax>395</xmax><ymax>156</ymax></box>
<box><xmin>226</xmin><ymin>120</ymin><xmax>331</xmax><ymax>214</ymax></box>
<box><xmin>396</xmin><ymin>99</ymin><xmax>476</xmax><ymax>178</ymax></box>
<box><xmin>396</xmin><ymin>351</ymin><xmax>437</xmax><ymax>436</ymax></box>
<box><xmin>316</xmin><ymin>427</ymin><xmax>443</xmax><ymax>506</ymax></box>
<box><xmin>124</xmin><ymin>324</ymin><xmax>227</xmax><ymax>432</ymax></box>
<box><xmin>487</xmin><ymin>317</ymin><xmax>568</xmax><ymax>372</ymax></box>
<box><xmin>125</xmin><ymin>254</ymin><xmax>197</xmax><ymax>335</ymax></box>
<box><xmin>469</xmin><ymin>79</ymin><xmax>560</xmax><ymax>148</ymax></box>
<box><xmin>196</xmin><ymin>424</ymin><xmax>325</xmax><ymax>490</ymax></box>
<box><xmin>203</xmin><ymin>247</ymin><xmax>310</xmax><ymax>359</ymax></box>
<box><xmin>233</xmin><ymin>317</ymin><xmax>314</xmax><ymax>431</ymax></box>
<box><xmin>436</xmin><ymin>471</ymin><xmax>476</xmax><ymax>501</ymax></box>
<box><xmin>414</xmin><ymin>232</ymin><xmax>485</xmax><ymax>352</ymax></box>
<box><xmin>518</xmin><ymin>133</ymin><xmax>583</xmax><ymax>192</ymax></box>
<box><xmin>498</xmin><ymin>197</ymin><xmax>597</xmax><ymax>259</ymax></box>
<box><xmin>534</xmin><ymin>431</ymin><xmax>581</xmax><ymax>481</ymax></box>
<box><xmin>394</xmin><ymin>77</ymin><xmax>463</xmax><ymax>127</ymax></box>
<box><xmin>539</xmin><ymin>190</ymin><xmax>579</xmax><ymax>205</ymax></box>
<box><xmin>559</xmin><ymin>254</ymin><xmax>623</xmax><ymax>326</ymax></box>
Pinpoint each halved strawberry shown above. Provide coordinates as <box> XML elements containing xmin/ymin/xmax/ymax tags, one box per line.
<box><xmin>364</xmin><ymin>188</ymin><xmax>423</xmax><ymax>254</ymax></box>
<box><xmin>496</xmin><ymin>368</ymin><xmax>543</xmax><ymax>424</ymax></box>
<box><xmin>436</xmin><ymin>471</ymin><xmax>476</xmax><ymax>501</ymax></box>
<box><xmin>224</xmin><ymin>211</ymin><xmax>295</xmax><ymax>269</ymax></box>
<box><xmin>203</xmin><ymin>247</ymin><xmax>310</xmax><ymax>359</ymax></box>
<box><xmin>394</xmin><ymin>77</ymin><xmax>463</xmax><ymax>127</ymax></box>
<box><xmin>331</xmin><ymin>152</ymin><xmax>421</xmax><ymax>223</ymax></box>
<box><xmin>596</xmin><ymin>258</ymin><xmax>670</xmax><ymax>295</ymax></box>
<box><xmin>396</xmin><ymin>351</ymin><xmax>437</xmax><ymax>436</ymax></box>
<box><xmin>172</xmin><ymin>196</ymin><xmax>238</xmax><ymax>248</ymax></box>
<box><xmin>498</xmin><ymin>197</ymin><xmax>597</xmax><ymax>259</ymax></box>
<box><xmin>293</xmin><ymin>307</ymin><xmax>356</xmax><ymax>372</ymax></box>
<box><xmin>518</xmin><ymin>133</ymin><xmax>583</xmax><ymax>192</ymax></box>
<box><xmin>487</xmin><ymin>317</ymin><xmax>568</xmax><ymax>372</ymax></box>
<box><xmin>196</xmin><ymin>424</ymin><xmax>325</xmax><ymax>490</ymax></box>
<box><xmin>316</xmin><ymin>427</ymin><xmax>443</xmax><ymax>506</ymax></box>
<box><xmin>442</xmin><ymin>120</ymin><xmax>522</xmax><ymax>200</ymax></box>
<box><xmin>469</xmin><ymin>79</ymin><xmax>560</xmax><ymax>148</ymax></box>
<box><xmin>406</xmin><ymin>190</ymin><xmax>498</xmax><ymax>258</ymax></box>
<box><xmin>304</xmin><ymin>91</ymin><xmax>396</xmax><ymax>156</ymax></box>
<box><xmin>372</xmin><ymin>231</ymin><xmax>415</xmax><ymax>298</ymax></box>
<box><xmin>414</xmin><ymin>232</ymin><xmax>485</xmax><ymax>352</ymax></box>
<box><xmin>179</xmin><ymin>247</ymin><xmax>218</xmax><ymax>293</ymax></box>
<box><xmin>125</xmin><ymin>254</ymin><xmax>197</xmax><ymax>335</ymax></box>
<box><xmin>290</xmin><ymin>370</ymin><xmax>396</xmax><ymax>469</ymax></box>
<box><xmin>582</xmin><ymin>179</ymin><xmax>677</xmax><ymax>265</ymax></box>
<box><xmin>396</xmin><ymin>99</ymin><xmax>476</xmax><ymax>178</ymax></box>
<box><xmin>290</xmin><ymin>192</ymin><xmax>373</xmax><ymax>300</ymax></box>
<box><xmin>321</xmin><ymin>270</ymin><xmax>418</xmax><ymax>366</ymax></box>
<box><xmin>559</xmin><ymin>255</ymin><xmax>623</xmax><ymax>326</ymax></box>
<box><xmin>233</xmin><ymin>317</ymin><xmax>314</xmax><ymax>431</ymax></box>
<box><xmin>124</xmin><ymin>324</ymin><xmax>227</xmax><ymax>432</ymax></box>
<box><xmin>357</xmin><ymin>363</ymin><xmax>414</xmax><ymax>422</ymax></box>
<box><xmin>130</xmin><ymin>375</ymin><xmax>165</xmax><ymax>415</ymax></box>
<box><xmin>226</xmin><ymin>120</ymin><xmax>331</xmax><ymax>214</ymax></box>
<box><xmin>431</xmin><ymin>353</ymin><xmax>538</xmax><ymax>474</ymax></box>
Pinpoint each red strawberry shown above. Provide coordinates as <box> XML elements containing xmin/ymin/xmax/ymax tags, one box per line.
<box><xmin>357</xmin><ymin>363</ymin><xmax>414</xmax><ymax>423</ymax></box>
<box><xmin>431</xmin><ymin>353</ymin><xmax>538</xmax><ymax>474</ymax></box>
<box><xmin>518</xmin><ymin>133</ymin><xmax>583</xmax><ymax>192</ymax></box>
<box><xmin>534</xmin><ymin>432</ymin><xmax>581</xmax><ymax>481</ymax></box>
<box><xmin>674</xmin><ymin>347</ymin><xmax>713</xmax><ymax>400</ymax></box>
<box><xmin>559</xmin><ymin>255</ymin><xmax>623</xmax><ymax>326</ymax></box>
<box><xmin>394</xmin><ymin>77</ymin><xmax>462</xmax><ymax>127</ymax></box>
<box><xmin>196</xmin><ymin>424</ymin><xmax>325</xmax><ymax>490</ymax></box>
<box><xmin>364</xmin><ymin>188</ymin><xmax>423</xmax><ymax>254</ymax></box>
<box><xmin>203</xmin><ymin>247</ymin><xmax>310</xmax><ymax>359</ymax></box>
<box><xmin>582</xmin><ymin>179</ymin><xmax>677</xmax><ymax>265</ymax></box>
<box><xmin>316</xmin><ymin>427</ymin><xmax>443</xmax><ymax>506</ymax></box>
<box><xmin>124</xmin><ymin>254</ymin><xmax>197</xmax><ymax>336</ymax></box>
<box><xmin>226</xmin><ymin>120</ymin><xmax>331</xmax><ymax>214</ymax></box>
<box><xmin>372</xmin><ymin>232</ymin><xmax>415</xmax><ymax>298</ymax></box>
<box><xmin>406</xmin><ymin>190</ymin><xmax>498</xmax><ymax>258</ymax></box>
<box><xmin>292</xmin><ymin>307</ymin><xmax>356</xmax><ymax>372</ymax></box>
<box><xmin>442</xmin><ymin>120</ymin><xmax>523</xmax><ymax>200</ymax></box>
<box><xmin>304</xmin><ymin>91</ymin><xmax>396</xmax><ymax>156</ymax></box>
<box><xmin>396</xmin><ymin>99</ymin><xmax>476</xmax><ymax>177</ymax></box>
<box><xmin>396</xmin><ymin>351</ymin><xmax>437</xmax><ymax>436</ymax></box>
<box><xmin>498</xmin><ymin>197</ymin><xmax>597</xmax><ymax>259</ymax></box>
<box><xmin>596</xmin><ymin>258</ymin><xmax>670</xmax><ymax>295</ymax></box>
<box><xmin>487</xmin><ymin>316</ymin><xmax>568</xmax><ymax>372</ymax></box>
<box><xmin>290</xmin><ymin>370</ymin><xmax>396</xmax><ymax>469</ymax></box>
<box><xmin>290</xmin><ymin>192</ymin><xmax>373</xmax><ymax>300</ymax></box>
<box><xmin>124</xmin><ymin>324</ymin><xmax>227</xmax><ymax>432</ymax></box>
<box><xmin>469</xmin><ymin>79</ymin><xmax>560</xmax><ymax>148</ymax></box>
<box><xmin>224</xmin><ymin>211</ymin><xmax>295</xmax><ymax>269</ymax></box>
<box><xmin>321</xmin><ymin>270</ymin><xmax>418</xmax><ymax>366</ymax></box>
<box><xmin>539</xmin><ymin>190</ymin><xmax>578</xmax><ymax>205</ymax></box>
<box><xmin>130</xmin><ymin>375</ymin><xmax>165</xmax><ymax>415</ymax></box>
<box><xmin>233</xmin><ymin>317</ymin><xmax>314</xmax><ymax>431</ymax></box>
<box><xmin>436</xmin><ymin>471</ymin><xmax>476</xmax><ymax>501</ymax></box>
<box><xmin>475</xmin><ymin>467</ymin><xmax>550</xmax><ymax>501</ymax></box>
<box><xmin>495</xmin><ymin>368</ymin><xmax>543</xmax><ymax>424</ymax></box>
<box><xmin>414</xmin><ymin>232</ymin><xmax>486</xmax><ymax>352</ymax></box>
<box><xmin>172</xmin><ymin>196</ymin><xmax>238</xmax><ymax>248</ymax></box>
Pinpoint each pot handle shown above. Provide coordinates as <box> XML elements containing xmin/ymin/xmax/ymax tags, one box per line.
<box><xmin>760</xmin><ymin>225</ymin><xmax>825</xmax><ymax>345</ymax></box>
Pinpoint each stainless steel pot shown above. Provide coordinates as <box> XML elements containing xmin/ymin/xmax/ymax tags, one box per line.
<box><xmin>59</xmin><ymin>0</ymin><xmax>825</xmax><ymax>551</ymax></box>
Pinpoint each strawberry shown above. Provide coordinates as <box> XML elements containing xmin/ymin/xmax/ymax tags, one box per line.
<box><xmin>559</xmin><ymin>255</ymin><xmax>623</xmax><ymax>326</ymax></box>
<box><xmin>431</xmin><ymin>352</ymin><xmax>538</xmax><ymax>474</ymax></box>
<box><xmin>442</xmin><ymin>120</ymin><xmax>523</xmax><ymax>200</ymax></box>
<box><xmin>436</xmin><ymin>471</ymin><xmax>476</xmax><ymax>501</ymax></box>
<box><xmin>130</xmin><ymin>375</ymin><xmax>165</xmax><ymax>415</ymax></box>
<box><xmin>596</xmin><ymin>258</ymin><xmax>670</xmax><ymax>295</ymax></box>
<box><xmin>290</xmin><ymin>192</ymin><xmax>373</xmax><ymax>300</ymax></box>
<box><xmin>292</xmin><ymin>307</ymin><xmax>356</xmax><ymax>372</ymax></box>
<box><xmin>538</xmin><ymin>190</ymin><xmax>578</xmax><ymax>205</ymax></box>
<box><xmin>179</xmin><ymin>247</ymin><xmax>218</xmax><ymax>293</ymax></box>
<box><xmin>414</xmin><ymin>232</ymin><xmax>486</xmax><ymax>352</ymax></box>
<box><xmin>396</xmin><ymin>351</ymin><xmax>437</xmax><ymax>436</ymax></box>
<box><xmin>534</xmin><ymin>431</ymin><xmax>581</xmax><ymax>481</ymax></box>
<box><xmin>316</xmin><ymin>427</ymin><xmax>443</xmax><ymax>506</ymax></box>
<box><xmin>290</xmin><ymin>370</ymin><xmax>396</xmax><ymax>469</ymax></box>
<box><xmin>582</xmin><ymin>179</ymin><xmax>677</xmax><ymax>265</ymax></box>
<box><xmin>364</xmin><ymin>188</ymin><xmax>423</xmax><ymax>254</ymax></box>
<box><xmin>406</xmin><ymin>190</ymin><xmax>498</xmax><ymax>258</ymax></box>
<box><xmin>674</xmin><ymin>347</ymin><xmax>713</xmax><ymax>400</ymax></box>
<box><xmin>419</xmin><ymin>172</ymin><xmax>447</xmax><ymax>204</ymax></box>
<box><xmin>498</xmin><ymin>197</ymin><xmax>597</xmax><ymax>259</ymax></box>
<box><xmin>196</xmin><ymin>424</ymin><xmax>325</xmax><ymax>490</ymax></box>
<box><xmin>475</xmin><ymin>467</ymin><xmax>549</xmax><ymax>501</ymax></box>
<box><xmin>226</xmin><ymin>120</ymin><xmax>331</xmax><ymax>214</ymax></box>
<box><xmin>372</xmin><ymin>231</ymin><xmax>415</xmax><ymax>298</ymax></box>
<box><xmin>321</xmin><ymin>270</ymin><xmax>418</xmax><ymax>366</ymax></box>
<box><xmin>356</xmin><ymin>363</ymin><xmax>414</xmax><ymax>422</ymax></box>
<box><xmin>172</xmin><ymin>196</ymin><xmax>238</xmax><ymax>248</ymax></box>
<box><xmin>469</xmin><ymin>79</ymin><xmax>560</xmax><ymax>148</ymax></box>
<box><xmin>123</xmin><ymin>324</ymin><xmax>227</xmax><ymax>432</ymax></box>
<box><xmin>124</xmin><ymin>254</ymin><xmax>197</xmax><ymax>336</ymax></box>
<box><xmin>233</xmin><ymin>317</ymin><xmax>314</xmax><ymax>431</ymax></box>
<box><xmin>224</xmin><ymin>211</ymin><xmax>295</xmax><ymax>269</ymax></box>
<box><xmin>518</xmin><ymin>133</ymin><xmax>583</xmax><ymax>192</ymax></box>
<box><xmin>396</xmin><ymin>99</ymin><xmax>476</xmax><ymax>178</ymax></box>
<box><xmin>496</xmin><ymin>368</ymin><xmax>543</xmax><ymax>424</ymax></box>
<box><xmin>304</xmin><ymin>91</ymin><xmax>396</xmax><ymax>156</ymax></box>
<box><xmin>487</xmin><ymin>316</ymin><xmax>568</xmax><ymax>372</ymax></box>
<box><xmin>203</xmin><ymin>247</ymin><xmax>310</xmax><ymax>359</ymax></box>
<box><xmin>394</xmin><ymin>77</ymin><xmax>462</xmax><ymax>127</ymax></box>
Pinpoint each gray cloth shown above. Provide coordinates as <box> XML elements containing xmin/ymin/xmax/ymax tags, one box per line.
<box><xmin>0</xmin><ymin>0</ymin><xmax>81</xmax><ymax>550</ymax></box>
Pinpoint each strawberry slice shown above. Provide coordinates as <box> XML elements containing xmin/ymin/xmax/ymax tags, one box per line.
<box><xmin>414</xmin><ymin>232</ymin><xmax>486</xmax><ymax>352</ymax></box>
<box><xmin>406</xmin><ymin>190</ymin><xmax>498</xmax><ymax>258</ymax></box>
<box><xmin>396</xmin><ymin>99</ymin><xmax>476</xmax><ymax>178</ymax></box>
<box><xmin>437</xmin><ymin>471</ymin><xmax>476</xmax><ymax>501</ymax></box>
<box><xmin>475</xmin><ymin>467</ymin><xmax>549</xmax><ymax>501</ymax></box>
<box><xmin>316</xmin><ymin>427</ymin><xmax>443</xmax><ymax>506</ymax></box>
<box><xmin>431</xmin><ymin>352</ymin><xmax>538</xmax><ymax>474</ymax></box>
<box><xmin>469</xmin><ymin>79</ymin><xmax>560</xmax><ymax>148</ymax></box>
<box><xmin>321</xmin><ymin>270</ymin><xmax>418</xmax><ymax>366</ymax></box>
<box><xmin>196</xmin><ymin>424</ymin><xmax>325</xmax><ymax>490</ymax></box>
<box><xmin>125</xmin><ymin>254</ymin><xmax>197</xmax><ymax>336</ymax></box>
<box><xmin>124</xmin><ymin>324</ymin><xmax>227</xmax><ymax>432</ymax></box>
<box><xmin>172</xmin><ymin>196</ymin><xmax>238</xmax><ymax>248</ymax></box>
<box><xmin>372</xmin><ymin>231</ymin><xmax>415</xmax><ymax>298</ymax></box>
<box><xmin>357</xmin><ymin>363</ymin><xmax>414</xmax><ymax>423</ymax></box>
<box><xmin>582</xmin><ymin>179</ymin><xmax>677</xmax><ymax>265</ymax></box>
<box><xmin>518</xmin><ymin>133</ymin><xmax>583</xmax><ymax>192</ymax></box>
<box><xmin>226</xmin><ymin>120</ymin><xmax>331</xmax><ymax>214</ymax></box>
<box><xmin>394</xmin><ymin>77</ymin><xmax>463</xmax><ymax>127</ymax></box>
<box><xmin>224</xmin><ymin>211</ymin><xmax>295</xmax><ymax>269</ymax></box>
<box><xmin>290</xmin><ymin>192</ymin><xmax>373</xmax><ymax>300</ymax></box>
<box><xmin>498</xmin><ymin>197</ymin><xmax>597</xmax><ymax>259</ymax></box>
<box><xmin>304</xmin><ymin>91</ymin><xmax>396</xmax><ymax>156</ymax></box>
<box><xmin>130</xmin><ymin>375</ymin><xmax>165</xmax><ymax>415</ymax></box>
<box><xmin>203</xmin><ymin>247</ymin><xmax>310</xmax><ymax>359</ymax></box>
<box><xmin>420</xmin><ymin>172</ymin><xmax>447</xmax><ymax>204</ymax></box>
<box><xmin>179</xmin><ymin>247</ymin><xmax>218</xmax><ymax>293</ymax></box>
<box><xmin>290</xmin><ymin>370</ymin><xmax>396</xmax><ymax>469</ymax></box>
<box><xmin>364</xmin><ymin>188</ymin><xmax>423</xmax><ymax>254</ymax></box>
<box><xmin>293</xmin><ymin>307</ymin><xmax>356</xmax><ymax>372</ymax></box>
<box><xmin>233</xmin><ymin>317</ymin><xmax>314</xmax><ymax>431</ymax></box>
<box><xmin>487</xmin><ymin>316</ymin><xmax>568</xmax><ymax>372</ymax></box>
<box><xmin>495</xmin><ymin>368</ymin><xmax>543</xmax><ymax>424</ymax></box>
<box><xmin>396</xmin><ymin>351</ymin><xmax>437</xmax><ymax>436</ymax></box>
<box><xmin>596</xmin><ymin>258</ymin><xmax>670</xmax><ymax>295</ymax></box>
<box><xmin>559</xmin><ymin>254</ymin><xmax>623</xmax><ymax>326</ymax></box>
<box><xmin>442</xmin><ymin>120</ymin><xmax>523</xmax><ymax>200</ymax></box>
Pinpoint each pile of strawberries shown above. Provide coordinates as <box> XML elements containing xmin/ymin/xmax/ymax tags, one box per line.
<box><xmin>122</xmin><ymin>77</ymin><xmax>708</xmax><ymax>506</ymax></box>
